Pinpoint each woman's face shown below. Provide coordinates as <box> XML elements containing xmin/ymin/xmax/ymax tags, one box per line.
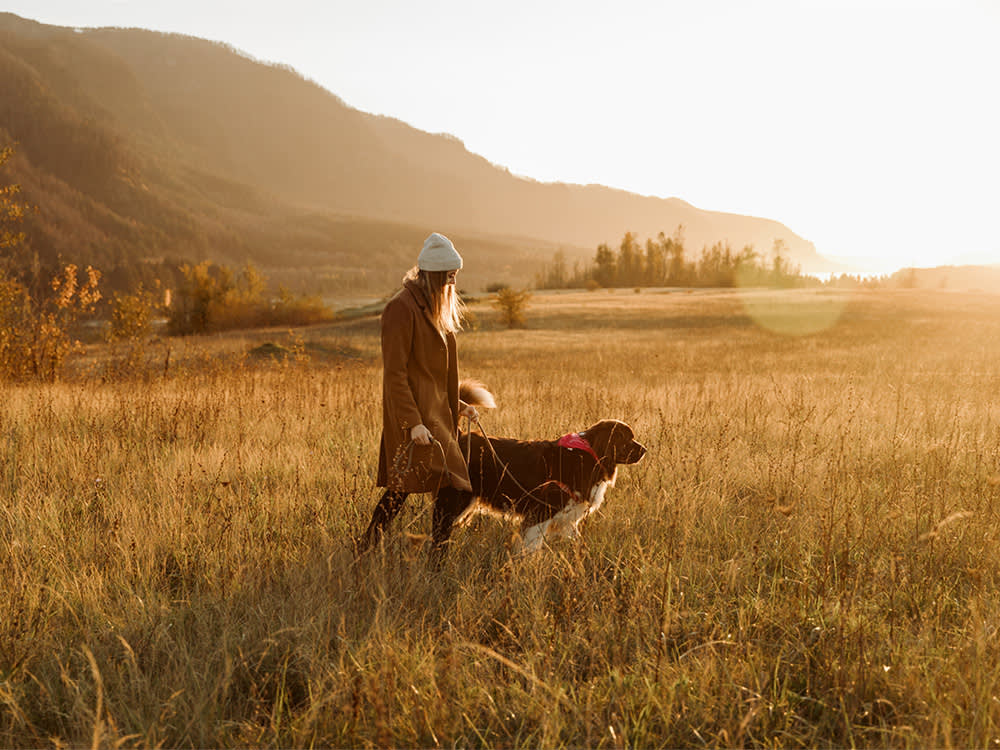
<box><xmin>446</xmin><ymin>270</ymin><xmax>458</xmax><ymax>286</ymax></box>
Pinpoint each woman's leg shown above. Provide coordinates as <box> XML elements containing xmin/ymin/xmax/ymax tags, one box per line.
<box><xmin>431</xmin><ymin>486</ymin><xmax>474</xmax><ymax>559</ymax></box>
<box><xmin>360</xmin><ymin>489</ymin><xmax>409</xmax><ymax>550</ymax></box>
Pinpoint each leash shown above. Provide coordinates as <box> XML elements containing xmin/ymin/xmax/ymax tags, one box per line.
<box><xmin>465</xmin><ymin>415</ymin><xmax>473</xmax><ymax>465</ymax></box>
<box><xmin>389</xmin><ymin>414</ymin><xmax>542</xmax><ymax>505</ymax></box>
<box><xmin>465</xmin><ymin>414</ymin><xmax>586</xmax><ymax>506</ymax></box>
<box><xmin>389</xmin><ymin>435</ymin><xmax>448</xmax><ymax>494</ymax></box>
<box><xmin>390</xmin><ymin>415</ymin><xmax>596</xmax><ymax>509</ymax></box>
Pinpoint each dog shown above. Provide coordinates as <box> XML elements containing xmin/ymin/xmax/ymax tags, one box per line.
<box><xmin>429</xmin><ymin>382</ymin><xmax>647</xmax><ymax>555</ymax></box>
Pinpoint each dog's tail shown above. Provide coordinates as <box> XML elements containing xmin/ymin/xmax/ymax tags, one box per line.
<box><xmin>460</xmin><ymin>379</ymin><xmax>496</xmax><ymax>409</ymax></box>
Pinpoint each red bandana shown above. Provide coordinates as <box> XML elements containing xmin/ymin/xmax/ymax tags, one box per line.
<box><xmin>557</xmin><ymin>432</ymin><xmax>600</xmax><ymax>463</ymax></box>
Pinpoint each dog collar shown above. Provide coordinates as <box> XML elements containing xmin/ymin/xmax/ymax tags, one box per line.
<box><xmin>558</xmin><ymin>432</ymin><xmax>600</xmax><ymax>463</ymax></box>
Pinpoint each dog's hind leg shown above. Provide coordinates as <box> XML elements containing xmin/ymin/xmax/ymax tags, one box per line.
<box><xmin>431</xmin><ymin>487</ymin><xmax>474</xmax><ymax>561</ymax></box>
<box><xmin>359</xmin><ymin>490</ymin><xmax>409</xmax><ymax>552</ymax></box>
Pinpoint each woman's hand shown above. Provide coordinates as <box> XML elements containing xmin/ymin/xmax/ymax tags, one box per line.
<box><xmin>410</xmin><ymin>424</ymin><xmax>433</xmax><ymax>445</ymax></box>
<box><xmin>458</xmin><ymin>404</ymin><xmax>479</xmax><ymax>421</ymax></box>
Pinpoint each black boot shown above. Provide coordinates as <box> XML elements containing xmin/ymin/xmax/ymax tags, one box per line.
<box><xmin>359</xmin><ymin>489</ymin><xmax>409</xmax><ymax>552</ymax></box>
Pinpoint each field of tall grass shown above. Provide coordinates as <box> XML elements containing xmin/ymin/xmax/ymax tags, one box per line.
<box><xmin>4</xmin><ymin>287</ymin><xmax>1000</xmax><ymax>747</ymax></box>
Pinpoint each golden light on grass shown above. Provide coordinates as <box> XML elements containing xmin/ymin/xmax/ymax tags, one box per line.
<box><xmin>737</xmin><ymin>288</ymin><xmax>851</xmax><ymax>336</ymax></box>
<box><xmin>918</xmin><ymin>510</ymin><xmax>974</xmax><ymax>542</ymax></box>
<box><xmin>4</xmin><ymin>289</ymin><xmax>1000</xmax><ymax>746</ymax></box>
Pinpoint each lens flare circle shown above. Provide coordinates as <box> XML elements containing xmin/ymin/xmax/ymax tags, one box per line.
<box><xmin>737</xmin><ymin>287</ymin><xmax>850</xmax><ymax>336</ymax></box>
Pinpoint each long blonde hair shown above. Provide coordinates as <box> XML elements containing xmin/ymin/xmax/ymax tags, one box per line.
<box><xmin>404</xmin><ymin>267</ymin><xmax>465</xmax><ymax>334</ymax></box>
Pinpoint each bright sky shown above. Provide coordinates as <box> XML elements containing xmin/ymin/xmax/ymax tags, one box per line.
<box><xmin>7</xmin><ymin>0</ymin><xmax>1000</xmax><ymax>272</ymax></box>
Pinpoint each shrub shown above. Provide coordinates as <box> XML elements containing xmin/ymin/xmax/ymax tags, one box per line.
<box><xmin>0</xmin><ymin>146</ymin><xmax>26</xmax><ymax>254</ymax></box>
<box><xmin>493</xmin><ymin>287</ymin><xmax>531</xmax><ymax>329</ymax></box>
<box><xmin>103</xmin><ymin>281</ymin><xmax>168</xmax><ymax>377</ymax></box>
<box><xmin>109</xmin><ymin>282</ymin><xmax>162</xmax><ymax>341</ymax></box>
<box><xmin>270</xmin><ymin>287</ymin><xmax>336</xmax><ymax>328</ymax></box>
<box><xmin>167</xmin><ymin>261</ymin><xmax>228</xmax><ymax>335</ymax></box>
<box><xmin>167</xmin><ymin>262</ymin><xmax>332</xmax><ymax>335</ymax></box>
<box><xmin>0</xmin><ymin>264</ymin><xmax>102</xmax><ymax>381</ymax></box>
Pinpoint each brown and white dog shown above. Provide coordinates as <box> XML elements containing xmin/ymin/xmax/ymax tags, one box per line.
<box><xmin>430</xmin><ymin>382</ymin><xmax>647</xmax><ymax>555</ymax></box>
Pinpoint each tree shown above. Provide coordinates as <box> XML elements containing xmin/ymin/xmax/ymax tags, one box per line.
<box><xmin>535</xmin><ymin>249</ymin><xmax>568</xmax><ymax>289</ymax></box>
<box><xmin>664</xmin><ymin>226</ymin><xmax>688</xmax><ymax>285</ymax></box>
<box><xmin>617</xmin><ymin>231</ymin><xmax>642</xmax><ymax>286</ymax></box>
<box><xmin>1</xmin><ymin>147</ymin><xmax>27</xmax><ymax>268</ymax></box>
<box><xmin>1</xmin><ymin>147</ymin><xmax>103</xmax><ymax>380</ymax></box>
<box><xmin>770</xmin><ymin>239</ymin><xmax>800</xmax><ymax>287</ymax></box>
<box><xmin>166</xmin><ymin>260</ymin><xmax>333</xmax><ymax>334</ymax></box>
<box><xmin>644</xmin><ymin>237</ymin><xmax>666</xmax><ymax>286</ymax></box>
<box><xmin>493</xmin><ymin>288</ymin><xmax>531</xmax><ymax>329</ymax></box>
<box><xmin>593</xmin><ymin>243</ymin><xmax>616</xmax><ymax>288</ymax></box>
<box><xmin>698</xmin><ymin>241</ymin><xmax>737</xmax><ymax>287</ymax></box>
<box><xmin>733</xmin><ymin>244</ymin><xmax>761</xmax><ymax>286</ymax></box>
<box><xmin>0</xmin><ymin>264</ymin><xmax>102</xmax><ymax>381</ymax></box>
<box><xmin>109</xmin><ymin>282</ymin><xmax>161</xmax><ymax>341</ymax></box>
<box><xmin>167</xmin><ymin>261</ymin><xmax>234</xmax><ymax>335</ymax></box>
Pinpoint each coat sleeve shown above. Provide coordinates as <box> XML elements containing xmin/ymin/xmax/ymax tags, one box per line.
<box><xmin>381</xmin><ymin>297</ymin><xmax>423</xmax><ymax>431</ymax></box>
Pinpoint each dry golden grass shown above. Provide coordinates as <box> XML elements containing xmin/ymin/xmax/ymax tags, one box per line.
<box><xmin>4</xmin><ymin>288</ymin><xmax>1000</xmax><ymax>747</ymax></box>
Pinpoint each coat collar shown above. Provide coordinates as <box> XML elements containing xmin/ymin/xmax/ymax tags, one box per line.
<box><xmin>403</xmin><ymin>278</ymin><xmax>431</xmax><ymax>312</ymax></box>
<box><xmin>403</xmin><ymin>278</ymin><xmax>448</xmax><ymax>342</ymax></box>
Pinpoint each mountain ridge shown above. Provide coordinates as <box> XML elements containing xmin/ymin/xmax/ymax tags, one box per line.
<box><xmin>0</xmin><ymin>12</ymin><xmax>840</xmax><ymax>292</ymax></box>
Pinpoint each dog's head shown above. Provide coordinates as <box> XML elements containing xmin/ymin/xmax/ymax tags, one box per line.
<box><xmin>580</xmin><ymin>420</ymin><xmax>646</xmax><ymax>468</ymax></box>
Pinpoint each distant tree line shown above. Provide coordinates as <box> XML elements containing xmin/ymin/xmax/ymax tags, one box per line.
<box><xmin>0</xmin><ymin>145</ymin><xmax>335</xmax><ymax>380</ymax></box>
<box><xmin>534</xmin><ymin>230</ymin><xmax>947</xmax><ymax>291</ymax></box>
<box><xmin>535</xmin><ymin>228</ymin><xmax>814</xmax><ymax>290</ymax></box>
<box><xmin>165</xmin><ymin>261</ymin><xmax>333</xmax><ymax>335</ymax></box>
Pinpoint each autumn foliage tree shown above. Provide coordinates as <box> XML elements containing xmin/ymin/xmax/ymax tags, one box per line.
<box><xmin>0</xmin><ymin>147</ymin><xmax>26</xmax><ymax>255</ymax></box>
<box><xmin>167</xmin><ymin>260</ymin><xmax>333</xmax><ymax>335</ymax></box>
<box><xmin>0</xmin><ymin>263</ymin><xmax>102</xmax><ymax>381</ymax></box>
<box><xmin>1</xmin><ymin>147</ymin><xmax>103</xmax><ymax>380</ymax></box>
<box><xmin>109</xmin><ymin>282</ymin><xmax>161</xmax><ymax>342</ymax></box>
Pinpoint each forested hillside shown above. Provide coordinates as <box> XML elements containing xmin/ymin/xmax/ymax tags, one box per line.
<box><xmin>0</xmin><ymin>12</ymin><xmax>833</xmax><ymax>295</ymax></box>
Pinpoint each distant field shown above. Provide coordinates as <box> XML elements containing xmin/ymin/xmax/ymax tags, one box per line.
<box><xmin>4</xmin><ymin>288</ymin><xmax>1000</xmax><ymax>747</ymax></box>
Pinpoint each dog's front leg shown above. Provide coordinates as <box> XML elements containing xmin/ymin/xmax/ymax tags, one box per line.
<box><xmin>515</xmin><ymin>482</ymin><xmax>586</xmax><ymax>555</ymax></box>
<box><xmin>517</xmin><ymin>519</ymin><xmax>551</xmax><ymax>555</ymax></box>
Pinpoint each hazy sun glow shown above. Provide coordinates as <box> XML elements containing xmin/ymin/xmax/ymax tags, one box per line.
<box><xmin>7</xmin><ymin>0</ymin><xmax>999</xmax><ymax>272</ymax></box>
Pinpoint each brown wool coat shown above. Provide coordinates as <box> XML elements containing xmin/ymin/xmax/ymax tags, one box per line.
<box><xmin>376</xmin><ymin>279</ymin><xmax>472</xmax><ymax>493</ymax></box>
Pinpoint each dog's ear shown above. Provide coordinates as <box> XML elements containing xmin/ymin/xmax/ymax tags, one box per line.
<box><xmin>581</xmin><ymin>420</ymin><xmax>623</xmax><ymax>460</ymax></box>
<box><xmin>582</xmin><ymin>420</ymin><xmax>645</xmax><ymax>465</ymax></box>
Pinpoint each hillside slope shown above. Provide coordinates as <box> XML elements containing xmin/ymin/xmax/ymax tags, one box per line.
<box><xmin>0</xmin><ymin>12</ymin><xmax>836</xmax><ymax>291</ymax></box>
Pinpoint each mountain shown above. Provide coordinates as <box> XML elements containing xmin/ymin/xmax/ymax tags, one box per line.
<box><xmin>890</xmin><ymin>265</ymin><xmax>1000</xmax><ymax>292</ymax></box>
<box><xmin>0</xmin><ymin>12</ymin><xmax>837</xmax><ymax>293</ymax></box>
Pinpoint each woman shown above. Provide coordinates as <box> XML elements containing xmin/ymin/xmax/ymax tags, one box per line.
<box><xmin>360</xmin><ymin>232</ymin><xmax>478</xmax><ymax>550</ymax></box>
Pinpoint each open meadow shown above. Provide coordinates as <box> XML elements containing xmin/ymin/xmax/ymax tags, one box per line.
<box><xmin>4</xmin><ymin>287</ymin><xmax>1000</xmax><ymax>747</ymax></box>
